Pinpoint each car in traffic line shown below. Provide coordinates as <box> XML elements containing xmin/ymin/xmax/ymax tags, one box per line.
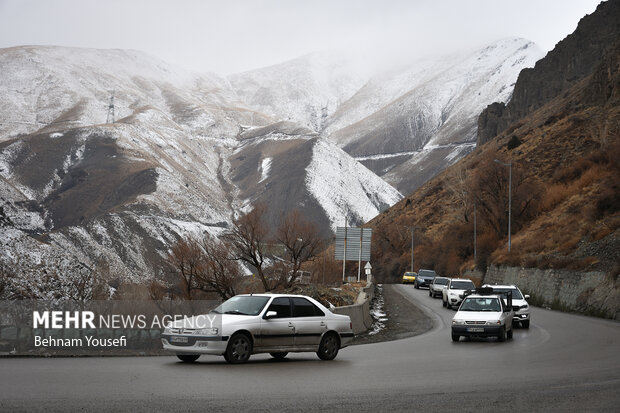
<box><xmin>429</xmin><ymin>276</ymin><xmax>450</xmax><ymax>298</ymax></box>
<box><xmin>402</xmin><ymin>271</ymin><xmax>417</xmax><ymax>284</ymax></box>
<box><xmin>483</xmin><ymin>284</ymin><xmax>531</xmax><ymax>328</ymax></box>
<box><xmin>162</xmin><ymin>294</ymin><xmax>354</xmax><ymax>364</ymax></box>
<box><xmin>443</xmin><ymin>278</ymin><xmax>476</xmax><ymax>309</ymax></box>
<box><xmin>414</xmin><ymin>269</ymin><xmax>436</xmax><ymax>289</ymax></box>
<box><xmin>451</xmin><ymin>287</ymin><xmax>514</xmax><ymax>342</ymax></box>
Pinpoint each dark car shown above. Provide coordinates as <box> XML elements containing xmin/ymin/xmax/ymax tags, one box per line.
<box><xmin>414</xmin><ymin>269</ymin><xmax>436</xmax><ymax>289</ymax></box>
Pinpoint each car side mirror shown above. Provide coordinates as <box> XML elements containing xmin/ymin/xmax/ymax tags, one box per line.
<box><xmin>263</xmin><ymin>311</ymin><xmax>277</xmax><ymax>319</ymax></box>
<box><xmin>524</xmin><ymin>295</ymin><xmax>530</xmax><ymax>300</ymax></box>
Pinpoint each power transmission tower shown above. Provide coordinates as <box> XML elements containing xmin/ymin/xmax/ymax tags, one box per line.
<box><xmin>106</xmin><ymin>92</ymin><xmax>115</xmax><ymax>124</ymax></box>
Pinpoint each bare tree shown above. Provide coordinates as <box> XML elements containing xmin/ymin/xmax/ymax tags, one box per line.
<box><xmin>468</xmin><ymin>152</ymin><xmax>542</xmax><ymax>238</ymax></box>
<box><xmin>224</xmin><ymin>204</ymin><xmax>272</xmax><ymax>291</ymax></box>
<box><xmin>276</xmin><ymin>209</ymin><xmax>324</xmax><ymax>287</ymax></box>
<box><xmin>167</xmin><ymin>238</ymin><xmax>205</xmax><ymax>299</ymax></box>
<box><xmin>198</xmin><ymin>235</ymin><xmax>239</xmax><ymax>300</ymax></box>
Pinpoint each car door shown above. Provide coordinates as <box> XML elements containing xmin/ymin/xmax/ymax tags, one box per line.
<box><xmin>290</xmin><ymin>297</ymin><xmax>327</xmax><ymax>348</ymax></box>
<box><xmin>258</xmin><ymin>297</ymin><xmax>295</xmax><ymax>349</ymax></box>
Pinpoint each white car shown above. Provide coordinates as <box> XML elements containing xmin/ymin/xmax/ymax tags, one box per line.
<box><xmin>162</xmin><ymin>294</ymin><xmax>354</xmax><ymax>363</ymax></box>
<box><xmin>451</xmin><ymin>289</ymin><xmax>514</xmax><ymax>342</ymax></box>
<box><xmin>442</xmin><ymin>278</ymin><xmax>476</xmax><ymax>309</ymax></box>
<box><xmin>429</xmin><ymin>276</ymin><xmax>450</xmax><ymax>298</ymax></box>
<box><xmin>483</xmin><ymin>284</ymin><xmax>531</xmax><ymax>328</ymax></box>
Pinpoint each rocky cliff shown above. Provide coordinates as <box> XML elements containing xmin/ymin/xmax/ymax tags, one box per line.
<box><xmin>477</xmin><ymin>0</ymin><xmax>620</xmax><ymax>145</ymax></box>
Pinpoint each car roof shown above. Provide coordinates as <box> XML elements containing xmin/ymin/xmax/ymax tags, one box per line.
<box><xmin>236</xmin><ymin>293</ymin><xmax>313</xmax><ymax>298</ymax></box>
<box><xmin>482</xmin><ymin>284</ymin><xmax>519</xmax><ymax>289</ymax></box>
<box><xmin>450</xmin><ymin>278</ymin><xmax>474</xmax><ymax>282</ymax></box>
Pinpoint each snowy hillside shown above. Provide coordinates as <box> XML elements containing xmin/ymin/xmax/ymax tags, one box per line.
<box><xmin>0</xmin><ymin>45</ymin><xmax>402</xmax><ymax>288</ymax></box>
<box><xmin>327</xmin><ymin>38</ymin><xmax>544</xmax><ymax>192</ymax></box>
<box><xmin>228</xmin><ymin>51</ymin><xmax>370</xmax><ymax>132</ymax></box>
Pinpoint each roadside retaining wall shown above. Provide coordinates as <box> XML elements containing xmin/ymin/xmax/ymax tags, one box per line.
<box><xmin>469</xmin><ymin>266</ymin><xmax>619</xmax><ymax>320</ymax></box>
<box><xmin>332</xmin><ymin>283</ymin><xmax>375</xmax><ymax>334</ymax></box>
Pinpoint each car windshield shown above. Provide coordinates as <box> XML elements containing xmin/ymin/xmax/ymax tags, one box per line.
<box><xmin>450</xmin><ymin>281</ymin><xmax>475</xmax><ymax>290</ymax></box>
<box><xmin>211</xmin><ymin>296</ymin><xmax>270</xmax><ymax>316</ymax></box>
<box><xmin>434</xmin><ymin>278</ymin><xmax>449</xmax><ymax>285</ymax></box>
<box><xmin>404</xmin><ymin>272</ymin><xmax>415</xmax><ymax>276</ymax></box>
<box><xmin>418</xmin><ymin>270</ymin><xmax>436</xmax><ymax>277</ymax></box>
<box><xmin>491</xmin><ymin>288</ymin><xmax>523</xmax><ymax>299</ymax></box>
<box><xmin>460</xmin><ymin>298</ymin><xmax>501</xmax><ymax>312</ymax></box>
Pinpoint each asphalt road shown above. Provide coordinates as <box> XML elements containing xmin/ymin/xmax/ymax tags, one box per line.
<box><xmin>1</xmin><ymin>285</ymin><xmax>619</xmax><ymax>412</ymax></box>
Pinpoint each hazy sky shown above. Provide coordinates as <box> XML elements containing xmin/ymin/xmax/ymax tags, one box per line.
<box><xmin>0</xmin><ymin>0</ymin><xmax>603</xmax><ymax>74</ymax></box>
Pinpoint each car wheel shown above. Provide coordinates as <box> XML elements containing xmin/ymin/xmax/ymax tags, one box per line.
<box><xmin>225</xmin><ymin>333</ymin><xmax>253</xmax><ymax>364</ymax></box>
<box><xmin>270</xmin><ymin>352</ymin><xmax>288</xmax><ymax>360</ymax></box>
<box><xmin>442</xmin><ymin>299</ymin><xmax>447</xmax><ymax>307</ymax></box>
<box><xmin>177</xmin><ymin>354</ymin><xmax>200</xmax><ymax>363</ymax></box>
<box><xmin>451</xmin><ymin>334</ymin><xmax>460</xmax><ymax>342</ymax></box>
<box><xmin>428</xmin><ymin>290</ymin><xmax>432</xmax><ymax>297</ymax></box>
<box><xmin>522</xmin><ymin>320</ymin><xmax>530</xmax><ymax>329</ymax></box>
<box><xmin>446</xmin><ymin>302</ymin><xmax>451</xmax><ymax>310</ymax></box>
<box><xmin>317</xmin><ymin>332</ymin><xmax>340</xmax><ymax>361</ymax></box>
<box><xmin>507</xmin><ymin>328</ymin><xmax>513</xmax><ymax>339</ymax></box>
<box><xmin>498</xmin><ymin>327</ymin><xmax>506</xmax><ymax>342</ymax></box>
<box><xmin>414</xmin><ymin>282</ymin><xmax>419</xmax><ymax>289</ymax></box>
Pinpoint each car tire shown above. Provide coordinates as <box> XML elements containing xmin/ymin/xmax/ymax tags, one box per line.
<box><xmin>317</xmin><ymin>332</ymin><xmax>340</xmax><ymax>361</ymax></box>
<box><xmin>442</xmin><ymin>299</ymin><xmax>447</xmax><ymax>307</ymax></box>
<box><xmin>446</xmin><ymin>302</ymin><xmax>451</xmax><ymax>310</ymax></box>
<box><xmin>414</xmin><ymin>282</ymin><xmax>419</xmax><ymax>289</ymax></box>
<box><xmin>177</xmin><ymin>354</ymin><xmax>200</xmax><ymax>363</ymax></box>
<box><xmin>225</xmin><ymin>333</ymin><xmax>253</xmax><ymax>364</ymax></box>
<box><xmin>498</xmin><ymin>327</ymin><xmax>506</xmax><ymax>342</ymax></box>
<box><xmin>507</xmin><ymin>328</ymin><xmax>513</xmax><ymax>340</ymax></box>
<box><xmin>521</xmin><ymin>320</ymin><xmax>530</xmax><ymax>329</ymax></box>
<box><xmin>451</xmin><ymin>334</ymin><xmax>460</xmax><ymax>342</ymax></box>
<box><xmin>270</xmin><ymin>352</ymin><xmax>288</xmax><ymax>360</ymax></box>
<box><xmin>428</xmin><ymin>290</ymin><xmax>432</xmax><ymax>297</ymax></box>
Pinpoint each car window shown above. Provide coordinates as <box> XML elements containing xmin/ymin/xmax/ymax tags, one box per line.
<box><xmin>491</xmin><ymin>287</ymin><xmax>523</xmax><ymax>299</ymax></box>
<box><xmin>292</xmin><ymin>297</ymin><xmax>325</xmax><ymax>317</ymax></box>
<box><xmin>450</xmin><ymin>281</ymin><xmax>475</xmax><ymax>289</ymax></box>
<box><xmin>461</xmin><ymin>298</ymin><xmax>501</xmax><ymax>312</ymax></box>
<box><xmin>211</xmin><ymin>296</ymin><xmax>270</xmax><ymax>315</ymax></box>
<box><xmin>266</xmin><ymin>297</ymin><xmax>291</xmax><ymax>318</ymax></box>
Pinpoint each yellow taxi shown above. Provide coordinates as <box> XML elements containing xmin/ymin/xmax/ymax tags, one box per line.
<box><xmin>402</xmin><ymin>271</ymin><xmax>417</xmax><ymax>284</ymax></box>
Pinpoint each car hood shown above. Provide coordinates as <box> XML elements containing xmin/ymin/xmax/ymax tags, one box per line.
<box><xmin>454</xmin><ymin>311</ymin><xmax>502</xmax><ymax>321</ymax></box>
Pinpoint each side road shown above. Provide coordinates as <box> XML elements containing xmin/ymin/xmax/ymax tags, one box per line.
<box><xmin>352</xmin><ymin>284</ymin><xmax>433</xmax><ymax>345</ymax></box>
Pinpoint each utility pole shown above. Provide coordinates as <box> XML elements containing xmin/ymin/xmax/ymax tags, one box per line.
<box><xmin>342</xmin><ymin>213</ymin><xmax>347</xmax><ymax>283</ymax></box>
<box><xmin>474</xmin><ymin>199</ymin><xmax>477</xmax><ymax>262</ymax></box>
<box><xmin>494</xmin><ymin>159</ymin><xmax>512</xmax><ymax>252</ymax></box>
<box><xmin>106</xmin><ymin>91</ymin><xmax>115</xmax><ymax>124</ymax></box>
<box><xmin>410</xmin><ymin>227</ymin><xmax>414</xmax><ymax>272</ymax></box>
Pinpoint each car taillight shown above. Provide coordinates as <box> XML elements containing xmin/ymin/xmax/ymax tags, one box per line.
<box><xmin>350</xmin><ymin>322</ymin><xmax>353</xmax><ymax>330</ymax></box>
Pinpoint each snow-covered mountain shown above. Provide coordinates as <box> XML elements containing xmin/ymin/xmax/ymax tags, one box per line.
<box><xmin>226</xmin><ymin>39</ymin><xmax>543</xmax><ymax>193</ymax></box>
<box><xmin>0</xmin><ymin>39</ymin><xmax>543</xmax><ymax>290</ymax></box>
<box><xmin>330</xmin><ymin>38</ymin><xmax>544</xmax><ymax>192</ymax></box>
<box><xmin>0</xmin><ymin>46</ymin><xmax>400</xmax><ymax>288</ymax></box>
<box><xmin>229</xmin><ymin>51</ymin><xmax>370</xmax><ymax>133</ymax></box>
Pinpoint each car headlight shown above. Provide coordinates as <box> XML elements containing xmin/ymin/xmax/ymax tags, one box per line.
<box><xmin>521</xmin><ymin>304</ymin><xmax>529</xmax><ymax>310</ymax></box>
<box><xmin>196</xmin><ymin>328</ymin><xmax>219</xmax><ymax>336</ymax></box>
<box><xmin>452</xmin><ymin>319</ymin><xmax>465</xmax><ymax>325</ymax></box>
<box><xmin>485</xmin><ymin>320</ymin><xmax>502</xmax><ymax>325</ymax></box>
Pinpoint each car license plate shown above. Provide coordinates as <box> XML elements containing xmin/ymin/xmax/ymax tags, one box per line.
<box><xmin>170</xmin><ymin>336</ymin><xmax>188</xmax><ymax>343</ymax></box>
<box><xmin>467</xmin><ymin>327</ymin><xmax>484</xmax><ymax>332</ymax></box>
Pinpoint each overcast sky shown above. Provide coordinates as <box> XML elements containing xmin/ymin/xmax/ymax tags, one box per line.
<box><xmin>0</xmin><ymin>0</ymin><xmax>603</xmax><ymax>74</ymax></box>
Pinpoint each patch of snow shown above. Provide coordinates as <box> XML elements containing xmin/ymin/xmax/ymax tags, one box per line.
<box><xmin>259</xmin><ymin>157</ymin><xmax>272</xmax><ymax>183</ymax></box>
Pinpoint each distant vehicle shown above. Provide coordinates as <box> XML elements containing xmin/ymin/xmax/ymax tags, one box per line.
<box><xmin>443</xmin><ymin>278</ymin><xmax>476</xmax><ymax>309</ymax></box>
<box><xmin>483</xmin><ymin>284</ymin><xmax>531</xmax><ymax>328</ymax></box>
<box><xmin>402</xmin><ymin>272</ymin><xmax>417</xmax><ymax>284</ymax></box>
<box><xmin>451</xmin><ymin>287</ymin><xmax>514</xmax><ymax>342</ymax></box>
<box><xmin>429</xmin><ymin>276</ymin><xmax>450</xmax><ymax>298</ymax></box>
<box><xmin>414</xmin><ymin>269</ymin><xmax>436</xmax><ymax>289</ymax></box>
<box><xmin>162</xmin><ymin>294</ymin><xmax>354</xmax><ymax>364</ymax></box>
